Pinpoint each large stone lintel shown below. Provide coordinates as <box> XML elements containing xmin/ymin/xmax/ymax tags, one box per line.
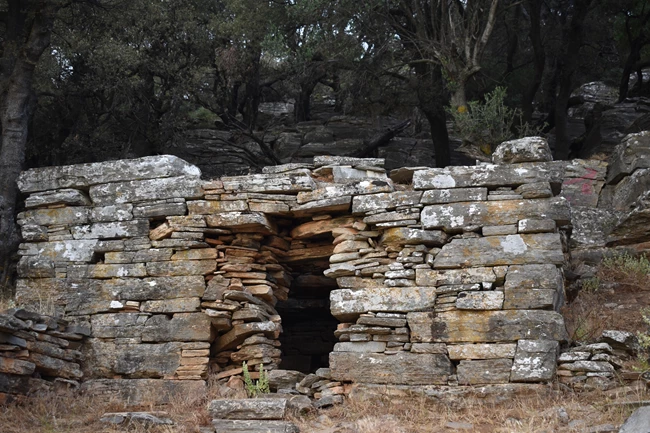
<box><xmin>18</xmin><ymin>155</ymin><xmax>201</xmax><ymax>193</ymax></box>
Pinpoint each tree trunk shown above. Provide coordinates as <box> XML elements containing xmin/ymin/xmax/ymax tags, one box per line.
<box><xmin>294</xmin><ymin>81</ymin><xmax>316</xmax><ymax>123</ymax></box>
<box><xmin>414</xmin><ymin>65</ymin><xmax>450</xmax><ymax>168</ymax></box>
<box><xmin>553</xmin><ymin>0</ymin><xmax>593</xmax><ymax>160</ymax></box>
<box><xmin>0</xmin><ymin>3</ymin><xmax>59</xmax><ymax>296</ymax></box>
<box><xmin>450</xmin><ymin>85</ymin><xmax>467</xmax><ymax>111</ymax></box>
<box><xmin>522</xmin><ymin>0</ymin><xmax>545</xmax><ymax>123</ymax></box>
<box><xmin>619</xmin><ymin>38</ymin><xmax>644</xmax><ymax>102</ymax></box>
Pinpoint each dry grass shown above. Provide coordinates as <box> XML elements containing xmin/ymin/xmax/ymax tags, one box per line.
<box><xmin>292</xmin><ymin>387</ymin><xmax>648</xmax><ymax>433</ymax></box>
<box><xmin>1</xmin><ymin>380</ymin><xmax>648</xmax><ymax>433</ymax></box>
<box><xmin>0</xmin><ymin>382</ymin><xmax>217</xmax><ymax>433</ymax></box>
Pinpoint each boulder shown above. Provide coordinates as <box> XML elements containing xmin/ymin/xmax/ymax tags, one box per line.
<box><xmin>492</xmin><ymin>137</ymin><xmax>553</xmax><ymax>165</ymax></box>
<box><xmin>619</xmin><ymin>406</ymin><xmax>650</xmax><ymax>433</ymax></box>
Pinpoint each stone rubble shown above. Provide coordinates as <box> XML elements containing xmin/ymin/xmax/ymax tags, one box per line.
<box><xmin>0</xmin><ymin>309</ymin><xmax>88</xmax><ymax>403</ymax></box>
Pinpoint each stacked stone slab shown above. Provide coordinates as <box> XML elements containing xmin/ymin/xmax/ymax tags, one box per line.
<box><xmin>327</xmin><ymin>138</ymin><xmax>571</xmax><ymax>386</ymax></box>
<box><xmin>13</xmin><ymin>144</ymin><xmax>577</xmax><ymax>398</ymax></box>
<box><xmin>208</xmin><ymin>399</ymin><xmax>299</xmax><ymax>433</ymax></box>
<box><xmin>0</xmin><ymin>309</ymin><xmax>87</xmax><ymax>403</ymax></box>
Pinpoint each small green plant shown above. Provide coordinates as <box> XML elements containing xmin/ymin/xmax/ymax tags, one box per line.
<box><xmin>242</xmin><ymin>361</ymin><xmax>270</xmax><ymax>398</ymax></box>
<box><xmin>635</xmin><ymin>308</ymin><xmax>650</xmax><ymax>371</ymax></box>
<box><xmin>448</xmin><ymin>86</ymin><xmax>544</xmax><ymax>158</ymax></box>
<box><xmin>599</xmin><ymin>252</ymin><xmax>650</xmax><ymax>291</ymax></box>
<box><xmin>581</xmin><ymin>276</ymin><xmax>601</xmax><ymax>293</ymax></box>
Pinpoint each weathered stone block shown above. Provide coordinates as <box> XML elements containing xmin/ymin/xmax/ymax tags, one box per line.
<box><xmin>89</xmin><ymin>264</ymin><xmax>148</xmax><ymax>279</ymax></box>
<box><xmin>82</xmin><ymin>340</ymin><xmax>182</xmax><ymax>379</ymax></box>
<box><xmin>492</xmin><ymin>137</ymin><xmax>552</xmax><ymax>165</ymax></box>
<box><xmin>503</xmin><ymin>289</ymin><xmax>559</xmax><ymax>310</ymax></box>
<box><xmin>333</xmin><ymin>342</ymin><xmax>387</xmax><ymax>353</ymax></box>
<box><xmin>330</xmin><ymin>287</ymin><xmax>437</xmax><ymax>321</ymax></box>
<box><xmin>187</xmin><ymin>200</ymin><xmax>248</xmax><ymax>214</ymax></box>
<box><xmin>72</xmin><ymin>220</ymin><xmax>149</xmax><ymax>240</ymax></box>
<box><xmin>510</xmin><ymin>339</ymin><xmax>559</xmax><ymax>382</ymax></box>
<box><xmin>210</xmin><ymin>420</ymin><xmax>299</xmax><ymax>433</ymax></box>
<box><xmin>298</xmin><ymin>180</ymin><xmax>393</xmax><ymax>204</ymax></box>
<box><xmin>407</xmin><ymin>310</ymin><xmax>568</xmax><ymax>343</ymax></box>
<box><xmin>518</xmin><ymin>219</ymin><xmax>556</xmax><ymax>234</ymax></box>
<box><xmin>433</xmin><ymin>234</ymin><xmax>564</xmax><ymax>268</ymax></box>
<box><xmin>142</xmin><ymin>313</ymin><xmax>214</xmax><ymax>342</ymax></box>
<box><xmin>25</xmin><ymin>189</ymin><xmax>91</xmax><ymax>208</ymax></box>
<box><xmin>421</xmin><ymin>188</ymin><xmax>488</xmax><ymax>204</ymax></box>
<box><xmin>421</xmin><ymin>198</ymin><xmax>570</xmax><ymax>232</ymax></box>
<box><xmin>18</xmin><ymin>155</ymin><xmax>201</xmax><ymax>193</ymax></box>
<box><xmin>412</xmin><ymin>163</ymin><xmax>564</xmax><ymax>190</ymax></box>
<box><xmin>17</xmin><ymin>256</ymin><xmax>55</xmax><ymax>278</ymax></box>
<box><xmin>290</xmin><ymin>216</ymin><xmax>355</xmax><ymax>239</ymax></box>
<box><xmin>208</xmin><ymin>399</ymin><xmax>287</xmax><ymax>420</ymax></box>
<box><xmin>330</xmin><ymin>352</ymin><xmax>452</xmax><ymax>385</ymax></box>
<box><xmin>222</xmin><ymin>171</ymin><xmax>316</xmax><ymax>194</ymax></box>
<box><xmin>379</xmin><ymin>227</ymin><xmax>447</xmax><ymax>247</ymax></box>
<box><xmin>90</xmin><ymin>204</ymin><xmax>134</xmax><ymax>222</ymax></box>
<box><xmin>447</xmin><ymin>343</ymin><xmax>516</xmax><ymax>360</ymax></box>
<box><xmin>146</xmin><ymin>260</ymin><xmax>216</xmax><ymax>276</ymax></box>
<box><xmin>455</xmin><ymin>291</ymin><xmax>504</xmax><ymax>310</ymax></box>
<box><xmin>352</xmin><ymin>191</ymin><xmax>422</xmax><ymax>213</ymax></box>
<box><xmin>89</xmin><ymin>176</ymin><xmax>202</xmax><ymax>205</ymax></box>
<box><xmin>503</xmin><ymin>264</ymin><xmax>562</xmax><ymax>290</ymax></box>
<box><xmin>141</xmin><ymin>298</ymin><xmax>201</xmax><ymax>313</ymax></box>
<box><xmin>18</xmin><ymin>207</ymin><xmax>90</xmax><ymax>227</ymax></box>
<box><xmin>457</xmin><ymin>359</ymin><xmax>513</xmax><ymax>385</ymax></box>
<box><xmin>606</xmin><ymin>131</ymin><xmax>650</xmax><ymax>184</ymax></box>
<box><xmin>205</xmin><ymin>212</ymin><xmax>277</xmax><ymax>235</ymax></box>
<box><xmin>415</xmin><ymin>267</ymin><xmax>497</xmax><ymax>286</ymax></box>
<box><xmin>19</xmin><ymin>239</ymin><xmax>97</xmax><ymax>262</ymax></box>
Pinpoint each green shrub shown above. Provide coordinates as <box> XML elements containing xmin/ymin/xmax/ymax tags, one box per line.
<box><xmin>242</xmin><ymin>361</ymin><xmax>270</xmax><ymax>398</ymax></box>
<box><xmin>448</xmin><ymin>86</ymin><xmax>543</xmax><ymax>157</ymax></box>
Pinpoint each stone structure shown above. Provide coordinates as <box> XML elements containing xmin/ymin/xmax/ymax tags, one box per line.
<box><xmin>0</xmin><ymin>309</ymin><xmax>88</xmax><ymax>403</ymax></box>
<box><xmin>11</xmin><ymin>139</ymin><xmax>581</xmax><ymax>398</ymax></box>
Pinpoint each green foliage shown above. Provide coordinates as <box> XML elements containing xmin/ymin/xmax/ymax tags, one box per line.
<box><xmin>242</xmin><ymin>362</ymin><xmax>270</xmax><ymax>398</ymax></box>
<box><xmin>636</xmin><ymin>308</ymin><xmax>650</xmax><ymax>371</ymax></box>
<box><xmin>581</xmin><ymin>277</ymin><xmax>601</xmax><ymax>293</ymax></box>
<box><xmin>448</xmin><ymin>87</ymin><xmax>544</xmax><ymax>156</ymax></box>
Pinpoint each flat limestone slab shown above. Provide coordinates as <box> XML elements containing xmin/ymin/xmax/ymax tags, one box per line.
<box><xmin>433</xmin><ymin>233</ymin><xmax>564</xmax><ymax>268</ymax></box>
<box><xmin>407</xmin><ymin>310</ymin><xmax>568</xmax><ymax>343</ymax></box>
<box><xmin>208</xmin><ymin>399</ymin><xmax>287</xmax><ymax>420</ymax></box>
<box><xmin>297</xmin><ymin>179</ymin><xmax>393</xmax><ymax>204</ymax></box>
<box><xmin>89</xmin><ymin>176</ymin><xmax>202</xmax><ymax>205</ymax></box>
<box><xmin>17</xmin><ymin>155</ymin><xmax>201</xmax><ymax>193</ymax></box>
<box><xmin>211</xmin><ymin>419</ymin><xmax>299</xmax><ymax>433</ymax></box>
<box><xmin>222</xmin><ymin>171</ymin><xmax>316</xmax><ymax>194</ymax></box>
<box><xmin>330</xmin><ymin>287</ymin><xmax>437</xmax><ymax>321</ymax></box>
<box><xmin>412</xmin><ymin>162</ymin><xmax>565</xmax><ymax>190</ymax></box>
<box><xmin>206</xmin><ymin>212</ymin><xmax>277</xmax><ymax>235</ymax></box>
<box><xmin>421</xmin><ymin>197</ymin><xmax>570</xmax><ymax>232</ymax></box>
<box><xmin>330</xmin><ymin>352</ymin><xmax>452</xmax><ymax>385</ymax></box>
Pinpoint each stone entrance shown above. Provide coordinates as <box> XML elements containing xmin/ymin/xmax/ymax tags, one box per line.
<box><xmin>10</xmin><ymin>151</ymin><xmax>580</xmax><ymax>401</ymax></box>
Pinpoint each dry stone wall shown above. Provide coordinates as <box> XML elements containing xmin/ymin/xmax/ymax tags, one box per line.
<box><xmin>12</xmin><ymin>143</ymin><xmax>577</xmax><ymax>397</ymax></box>
<box><xmin>0</xmin><ymin>309</ymin><xmax>88</xmax><ymax>403</ymax></box>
